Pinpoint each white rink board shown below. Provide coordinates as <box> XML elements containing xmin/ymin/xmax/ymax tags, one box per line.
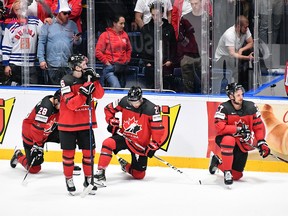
<box><xmin>1</xmin><ymin>88</ymin><xmax>288</xmax><ymax>159</ymax></box>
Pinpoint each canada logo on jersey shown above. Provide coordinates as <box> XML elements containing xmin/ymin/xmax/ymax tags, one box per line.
<box><xmin>123</xmin><ymin>117</ymin><xmax>142</xmax><ymax>135</ymax></box>
<box><xmin>0</xmin><ymin>98</ymin><xmax>16</xmax><ymax>144</ymax></box>
<box><xmin>121</xmin><ymin>105</ymin><xmax>181</xmax><ymax>152</ymax></box>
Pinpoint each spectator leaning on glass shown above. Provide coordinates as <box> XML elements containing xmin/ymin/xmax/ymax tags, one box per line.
<box><xmin>214</xmin><ymin>15</ymin><xmax>253</xmax><ymax>90</ymax></box>
<box><xmin>37</xmin><ymin>0</ymin><xmax>81</xmax><ymax>85</ymax></box>
<box><xmin>95</xmin><ymin>14</ymin><xmax>132</xmax><ymax>88</ymax></box>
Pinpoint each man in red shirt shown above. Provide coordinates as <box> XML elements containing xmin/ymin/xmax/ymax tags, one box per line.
<box><xmin>94</xmin><ymin>86</ymin><xmax>165</xmax><ymax>186</ymax></box>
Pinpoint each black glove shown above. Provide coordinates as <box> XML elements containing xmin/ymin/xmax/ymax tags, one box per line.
<box><xmin>79</xmin><ymin>82</ymin><xmax>95</xmax><ymax>97</ymax></box>
<box><xmin>238</xmin><ymin>124</ymin><xmax>251</xmax><ymax>142</ymax></box>
<box><xmin>30</xmin><ymin>144</ymin><xmax>44</xmax><ymax>160</ymax></box>
<box><xmin>107</xmin><ymin>117</ymin><xmax>120</xmax><ymax>135</ymax></box>
<box><xmin>83</xmin><ymin>67</ymin><xmax>100</xmax><ymax>82</ymax></box>
<box><xmin>258</xmin><ymin>140</ymin><xmax>270</xmax><ymax>158</ymax></box>
<box><xmin>145</xmin><ymin>141</ymin><xmax>160</xmax><ymax>158</ymax></box>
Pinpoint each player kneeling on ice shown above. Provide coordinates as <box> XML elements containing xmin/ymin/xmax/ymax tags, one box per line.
<box><xmin>94</xmin><ymin>86</ymin><xmax>165</xmax><ymax>184</ymax></box>
<box><xmin>209</xmin><ymin>83</ymin><xmax>270</xmax><ymax>186</ymax></box>
<box><xmin>59</xmin><ymin>54</ymin><xmax>104</xmax><ymax>195</ymax></box>
<box><xmin>10</xmin><ymin>90</ymin><xmax>81</xmax><ymax>175</ymax></box>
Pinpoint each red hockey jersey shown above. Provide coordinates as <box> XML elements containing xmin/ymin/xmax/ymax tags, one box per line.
<box><xmin>214</xmin><ymin>100</ymin><xmax>266</xmax><ymax>153</ymax></box>
<box><xmin>22</xmin><ymin>95</ymin><xmax>59</xmax><ymax>147</ymax></box>
<box><xmin>105</xmin><ymin>96</ymin><xmax>165</xmax><ymax>155</ymax></box>
<box><xmin>58</xmin><ymin>74</ymin><xmax>104</xmax><ymax>131</ymax></box>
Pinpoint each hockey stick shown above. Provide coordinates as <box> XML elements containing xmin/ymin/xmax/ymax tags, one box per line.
<box><xmin>116</xmin><ymin>131</ymin><xmax>202</xmax><ymax>184</ymax></box>
<box><xmin>22</xmin><ymin>157</ymin><xmax>36</xmax><ymax>186</ymax></box>
<box><xmin>245</xmin><ymin>141</ymin><xmax>288</xmax><ymax>164</ymax></box>
<box><xmin>81</xmin><ymin>79</ymin><xmax>96</xmax><ymax>197</ymax></box>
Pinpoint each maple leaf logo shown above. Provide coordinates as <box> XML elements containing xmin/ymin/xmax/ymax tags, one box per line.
<box><xmin>235</xmin><ymin>119</ymin><xmax>246</xmax><ymax>128</ymax></box>
<box><xmin>123</xmin><ymin>117</ymin><xmax>142</xmax><ymax>135</ymax></box>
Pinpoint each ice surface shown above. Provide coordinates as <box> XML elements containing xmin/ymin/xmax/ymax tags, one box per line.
<box><xmin>0</xmin><ymin>160</ymin><xmax>287</xmax><ymax>216</ymax></box>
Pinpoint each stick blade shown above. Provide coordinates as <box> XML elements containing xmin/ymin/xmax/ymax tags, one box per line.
<box><xmin>94</xmin><ymin>180</ymin><xmax>106</xmax><ymax>188</ymax></box>
<box><xmin>22</xmin><ymin>180</ymin><xmax>28</xmax><ymax>187</ymax></box>
<box><xmin>81</xmin><ymin>184</ymin><xmax>94</xmax><ymax>198</ymax></box>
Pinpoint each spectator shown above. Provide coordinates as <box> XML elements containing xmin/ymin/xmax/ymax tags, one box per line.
<box><xmin>2</xmin><ymin>0</ymin><xmax>43</xmax><ymax>86</ymax></box>
<box><xmin>171</xmin><ymin>0</ymin><xmax>192</xmax><ymax>39</ymax></box>
<box><xmin>3</xmin><ymin>0</ymin><xmax>54</xmax><ymax>23</ymax></box>
<box><xmin>95</xmin><ymin>14</ymin><xmax>132</xmax><ymax>88</ymax></box>
<box><xmin>27</xmin><ymin>0</ymin><xmax>54</xmax><ymax>22</ymax></box>
<box><xmin>51</xmin><ymin>0</ymin><xmax>82</xmax><ymax>32</ymax></box>
<box><xmin>214</xmin><ymin>15</ymin><xmax>253</xmax><ymax>90</ymax></box>
<box><xmin>134</xmin><ymin>0</ymin><xmax>173</xmax><ymax>29</ymax></box>
<box><xmin>58</xmin><ymin>54</ymin><xmax>104</xmax><ymax>195</ymax></box>
<box><xmin>141</xmin><ymin>2</ymin><xmax>176</xmax><ymax>90</ymax></box>
<box><xmin>175</xmin><ymin>0</ymin><xmax>209</xmax><ymax>93</ymax></box>
<box><xmin>37</xmin><ymin>0</ymin><xmax>81</xmax><ymax>85</ymax></box>
<box><xmin>94</xmin><ymin>86</ymin><xmax>165</xmax><ymax>185</ymax></box>
<box><xmin>258</xmin><ymin>0</ymin><xmax>284</xmax><ymax>44</ymax></box>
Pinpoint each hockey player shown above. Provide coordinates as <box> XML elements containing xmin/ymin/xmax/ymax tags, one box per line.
<box><xmin>209</xmin><ymin>83</ymin><xmax>271</xmax><ymax>186</ymax></box>
<box><xmin>58</xmin><ymin>54</ymin><xmax>104</xmax><ymax>195</ymax></box>
<box><xmin>10</xmin><ymin>89</ymin><xmax>81</xmax><ymax>175</ymax></box>
<box><xmin>94</xmin><ymin>86</ymin><xmax>165</xmax><ymax>184</ymax></box>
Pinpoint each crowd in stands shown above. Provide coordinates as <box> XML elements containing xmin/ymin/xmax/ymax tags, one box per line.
<box><xmin>0</xmin><ymin>0</ymin><xmax>287</xmax><ymax>94</ymax></box>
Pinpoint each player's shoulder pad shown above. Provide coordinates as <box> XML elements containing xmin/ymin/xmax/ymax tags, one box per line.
<box><xmin>118</xmin><ymin>96</ymin><xmax>129</xmax><ymax>107</ymax></box>
<box><xmin>60</xmin><ymin>74</ymin><xmax>74</xmax><ymax>95</ymax></box>
<box><xmin>141</xmin><ymin>98</ymin><xmax>162</xmax><ymax>117</ymax></box>
<box><xmin>34</xmin><ymin>96</ymin><xmax>54</xmax><ymax>123</ymax></box>
<box><xmin>243</xmin><ymin>100</ymin><xmax>259</xmax><ymax>115</ymax></box>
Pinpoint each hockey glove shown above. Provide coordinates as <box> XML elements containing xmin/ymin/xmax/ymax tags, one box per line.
<box><xmin>258</xmin><ymin>140</ymin><xmax>270</xmax><ymax>158</ymax></box>
<box><xmin>107</xmin><ymin>117</ymin><xmax>120</xmax><ymax>135</ymax></box>
<box><xmin>79</xmin><ymin>82</ymin><xmax>95</xmax><ymax>97</ymax></box>
<box><xmin>83</xmin><ymin>67</ymin><xmax>100</xmax><ymax>82</ymax></box>
<box><xmin>239</xmin><ymin>124</ymin><xmax>251</xmax><ymax>142</ymax></box>
<box><xmin>145</xmin><ymin>141</ymin><xmax>160</xmax><ymax>158</ymax></box>
<box><xmin>30</xmin><ymin>144</ymin><xmax>44</xmax><ymax>160</ymax></box>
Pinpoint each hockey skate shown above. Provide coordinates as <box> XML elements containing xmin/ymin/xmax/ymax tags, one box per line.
<box><xmin>118</xmin><ymin>157</ymin><xmax>128</xmax><ymax>172</ymax></box>
<box><xmin>10</xmin><ymin>149</ymin><xmax>24</xmax><ymax>168</ymax></box>
<box><xmin>83</xmin><ymin>176</ymin><xmax>98</xmax><ymax>195</ymax></box>
<box><xmin>73</xmin><ymin>165</ymin><xmax>81</xmax><ymax>176</ymax></box>
<box><xmin>93</xmin><ymin>169</ymin><xmax>106</xmax><ymax>188</ymax></box>
<box><xmin>224</xmin><ymin>170</ymin><xmax>233</xmax><ymax>187</ymax></box>
<box><xmin>209</xmin><ymin>154</ymin><xmax>222</xmax><ymax>174</ymax></box>
<box><xmin>65</xmin><ymin>178</ymin><xmax>76</xmax><ymax>196</ymax></box>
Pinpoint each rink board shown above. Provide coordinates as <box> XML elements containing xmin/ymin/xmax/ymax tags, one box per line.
<box><xmin>1</xmin><ymin>87</ymin><xmax>288</xmax><ymax>172</ymax></box>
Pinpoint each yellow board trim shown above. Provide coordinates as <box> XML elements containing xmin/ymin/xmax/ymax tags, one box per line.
<box><xmin>2</xmin><ymin>149</ymin><xmax>288</xmax><ymax>172</ymax></box>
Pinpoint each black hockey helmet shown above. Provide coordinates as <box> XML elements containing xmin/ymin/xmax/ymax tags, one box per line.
<box><xmin>225</xmin><ymin>83</ymin><xmax>245</xmax><ymax>97</ymax></box>
<box><xmin>128</xmin><ymin>86</ymin><xmax>142</xmax><ymax>101</ymax></box>
<box><xmin>68</xmin><ymin>53</ymin><xmax>87</xmax><ymax>69</ymax></box>
<box><xmin>53</xmin><ymin>89</ymin><xmax>61</xmax><ymax>101</ymax></box>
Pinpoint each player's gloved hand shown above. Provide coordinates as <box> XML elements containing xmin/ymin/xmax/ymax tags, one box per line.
<box><xmin>79</xmin><ymin>82</ymin><xmax>95</xmax><ymax>97</ymax></box>
<box><xmin>30</xmin><ymin>144</ymin><xmax>44</xmax><ymax>160</ymax></box>
<box><xmin>239</xmin><ymin>124</ymin><xmax>251</xmax><ymax>142</ymax></box>
<box><xmin>258</xmin><ymin>140</ymin><xmax>270</xmax><ymax>158</ymax></box>
<box><xmin>107</xmin><ymin>117</ymin><xmax>120</xmax><ymax>135</ymax></box>
<box><xmin>83</xmin><ymin>67</ymin><xmax>100</xmax><ymax>82</ymax></box>
<box><xmin>145</xmin><ymin>141</ymin><xmax>160</xmax><ymax>158</ymax></box>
